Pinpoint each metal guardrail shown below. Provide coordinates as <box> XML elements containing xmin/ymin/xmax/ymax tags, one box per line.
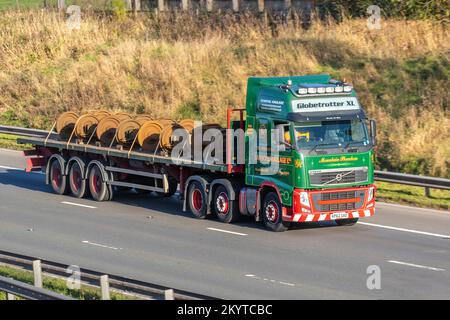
<box><xmin>0</xmin><ymin>125</ymin><xmax>58</xmax><ymax>139</ymax></box>
<box><xmin>0</xmin><ymin>275</ymin><xmax>75</xmax><ymax>300</ymax></box>
<box><xmin>0</xmin><ymin>250</ymin><xmax>218</xmax><ymax>300</ymax></box>
<box><xmin>1</xmin><ymin>124</ymin><xmax>449</xmax><ymax>191</ymax></box>
<box><xmin>375</xmin><ymin>170</ymin><xmax>450</xmax><ymax>190</ymax></box>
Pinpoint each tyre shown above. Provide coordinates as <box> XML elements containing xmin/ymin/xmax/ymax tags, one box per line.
<box><xmin>88</xmin><ymin>164</ymin><xmax>110</xmax><ymax>201</ymax></box>
<box><xmin>262</xmin><ymin>192</ymin><xmax>289</xmax><ymax>232</ymax></box>
<box><xmin>187</xmin><ymin>181</ymin><xmax>207</xmax><ymax>219</ymax></box>
<box><xmin>213</xmin><ymin>185</ymin><xmax>239</xmax><ymax>223</ymax></box>
<box><xmin>69</xmin><ymin>161</ymin><xmax>87</xmax><ymax>198</ymax></box>
<box><xmin>49</xmin><ymin>159</ymin><xmax>68</xmax><ymax>195</ymax></box>
<box><xmin>335</xmin><ymin>218</ymin><xmax>359</xmax><ymax>226</ymax></box>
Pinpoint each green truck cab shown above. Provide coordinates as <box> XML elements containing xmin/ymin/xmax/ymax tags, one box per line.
<box><xmin>241</xmin><ymin>74</ymin><xmax>376</xmax><ymax>231</ymax></box>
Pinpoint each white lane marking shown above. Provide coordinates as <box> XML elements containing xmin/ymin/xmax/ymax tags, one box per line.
<box><xmin>377</xmin><ymin>202</ymin><xmax>450</xmax><ymax>215</ymax></box>
<box><xmin>245</xmin><ymin>274</ymin><xmax>295</xmax><ymax>287</ymax></box>
<box><xmin>388</xmin><ymin>260</ymin><xmax>446</xmax><ymax>272</ymax></box>
<box><xmin>82</xmin><ymin>240</ymin><xmax>121</xmax><ymax>250</ymax></box>
<box><xmin>207</xmin><ymin>228</ymin><xmax>247</xmax><ymax>236</ymax></box>
<box><xmin>357</xmin><ymin>221</ymin><xmax>450</xmax><ymax>239</ymax></box>
<box><xmin>0</xmin><ymin>165</ymin><xmax>44</xmax><ymax>174</ymax></box>
<box><xmin>62</xmin><ymin>201</ymin><xmax>97</xmax><ymax>209</ymax></box>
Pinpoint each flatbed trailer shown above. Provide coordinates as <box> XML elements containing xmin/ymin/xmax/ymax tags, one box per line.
<box><xmin>16</xmin><ymin>74</ymin><xmax>378</xmax><ymax>232</ymax></box>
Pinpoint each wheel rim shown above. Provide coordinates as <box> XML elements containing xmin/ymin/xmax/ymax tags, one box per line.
<box><xmin>91</xmin><ymin>168</ymin><xmax>102</xmax><ymax>195</ymax></box>
<box><xmin>216</xmin><ymin>192</ymin><xmax>229</xmax><ymax>215</ymax></box>
<box><xmin>51</xmin><ymin>165</ymin><xmax>61</xmax><ymax>188</ymax></box>
<box><xmin>192</xmin><ymin>189</ymin><xmax>203</xmax><ymax>211</ymax></box>
<box><xmin>265</xmin><ymin>200</ymin><xmax>279</xmax><ymax>223</ymax></box>
<box><xmin>71</xmin><ymin>166</ymin><xmax>82</xmax><ymax>192</ymax></box>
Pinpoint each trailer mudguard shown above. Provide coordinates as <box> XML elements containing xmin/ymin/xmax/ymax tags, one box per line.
<box><xmin>65</xmin><ymin>156</ymin><xmax>87</xmax><ymax>180</ymax></box>
<box><xmin>86</xmin><ymin>160</ymin><xmax>110</xmax><ymax>183</ymax></box>
<box><xmin>45</xmin><ymin>154</ymin><xmax>66</xmax><ymax>185</ymax></box>
<box><xmin>183</xmin><ymin>175</ymin><xmax>211</xmax><ymax>212</ymax></box>
<box><xmin>86</xmin><ymin>160</ymin><xmax>114</xmax><ymax>201</ymax></box>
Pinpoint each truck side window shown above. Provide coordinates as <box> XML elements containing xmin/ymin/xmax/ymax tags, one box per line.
<box><xmin>275</xmin><ymin>123</ymin><xmax>291</xmax><ymax>152</ymax></box>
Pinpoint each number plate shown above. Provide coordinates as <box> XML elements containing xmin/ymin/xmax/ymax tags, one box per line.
<box><xmin>330</xmin><ymin>212</ymin><xmax>349</xmax><ymax>220</ymax></box>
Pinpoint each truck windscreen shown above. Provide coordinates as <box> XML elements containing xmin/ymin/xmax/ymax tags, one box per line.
<box><xmin>294</xmin><ymin>119</ymin><xmax>369</xmax><ymax>150</ymax></box>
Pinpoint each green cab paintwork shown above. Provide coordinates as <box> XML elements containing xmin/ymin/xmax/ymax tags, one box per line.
<box><xmin>244</xmin><ymin>74</ymin><xmax>374</xmax><ymax>207</ymax></box>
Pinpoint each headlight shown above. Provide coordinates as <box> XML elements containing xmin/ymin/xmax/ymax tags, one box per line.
<box><xmin>367</xmin><ymin>187</ymin><xmax>375</xmax><ymax>202</ymax></box>
<box><xmin>300</xmin><ymin>192</ymin><xmax>310</xmax><ymax>207</ymax></box>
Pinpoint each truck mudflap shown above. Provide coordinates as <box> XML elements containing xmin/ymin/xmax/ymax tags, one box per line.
<box><xmin>284</xmin><ymin>185</ymin><xmax>376</xmax><ymax>223</ymax></box>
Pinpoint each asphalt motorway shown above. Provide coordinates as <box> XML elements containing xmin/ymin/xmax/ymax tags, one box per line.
<box><xmin>0</xmin><ymin>149</ymin><xmax>449</xmax><ymax>299</ymax></box>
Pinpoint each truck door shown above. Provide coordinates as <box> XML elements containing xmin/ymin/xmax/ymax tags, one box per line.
<box><xmin>246</xmin><ymin>117</ymin><xmax>271</xmax><ymax>186</ymax></box>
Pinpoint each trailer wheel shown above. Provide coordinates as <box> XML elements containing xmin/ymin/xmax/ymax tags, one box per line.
<box><xmin>213</xmin><ymin>185</ymin><xmax>239</xmax><ymax>223</ymax></box>
<box><xmin>88</xmin><ymin>164</ymin><xmax>110</xmax><ymax>201</ymax></box>
<box><xmin>69</xmin><ymin>161</ymin><xmax>87</xmax><ymax>198</ymax></box>
<box><xmin>335</xmin><ymin>218</ymin><xmax>359</xmax><ymax>226</ymax></box>
<box><xmin>49</xmin><ymin>159</ymin><xmax>68</xmax><ymax>195</ymax></box>
<box><xmin>262</xmin><ymin>192</ymin><xmax>289</xmax><ymax>232</ymax></box>
<box><xmin>187</xmin><ymin>181</ymin><xmax>207</xmax><ymax>219</ymax></box>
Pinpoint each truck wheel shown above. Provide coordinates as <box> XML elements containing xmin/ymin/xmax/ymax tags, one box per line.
<box><xmin>262</xmin><ymin>192</ymin><xmax>290</xmax><ymax>232</ymax></box>
<box><xmin>335</xmin><ymin>218</ymin><xmax>359</xmax><ymax>226</ymax></box>
<box><xmin>69</xmin><ymin>161</ymin><xmax>87</xmax><ymax>198</ymax></box>
<box><xmin>187</xmin><ymin>181</ymin><xmax>207</xmax><ymax>219</ymax></box>
<box><xmin>49</xmin><ymin>159</ymin><xmax>68</xmax><ymax>195</ymax></box>
<box><xmin>213</xmin><ymin>185</ymin><xmax>239</xmax><ymax>223</ymax></box>
<box><xmin>88</xmin><ymin>164</ymin><xmax>110</xmax><ymax>201</ymax></box>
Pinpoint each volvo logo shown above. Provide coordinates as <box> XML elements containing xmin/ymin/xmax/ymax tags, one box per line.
<box><xmin>335</xmin><ymin>173</ymin><xmax>343</xmax><ymax>181</ymax></box>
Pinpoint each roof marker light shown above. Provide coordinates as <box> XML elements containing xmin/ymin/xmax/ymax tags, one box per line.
<box><xmin>325</xmin><ymin>87</ymin><xmax>334</xmax><ymax>93</ymax></box>
<box><xmin>343</xmin><ymin>85</ymin><xmax>353</xmax><ymax>92</ymax></box>
<box><xmin>335</xmin><ymin>86</ymin><xmax>344</xmax><ymax>93</ymax></box>
<box><xmin>307</xmin><ymin>87</ymin><xmax>317</xmax><ymax>94</ymax></box>
<box><xmin>298</xmin><ymin>88</ymin><xmax>308</xmax><ymax>95</ymax></box>
<box><xmin>317</xmin><ymin>87</ymin><xmax>326</xmax><ymax>94</ymax></box>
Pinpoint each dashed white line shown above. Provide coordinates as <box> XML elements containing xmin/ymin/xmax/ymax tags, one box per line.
<box><xmin>357</xmin><ymin>221</ymin><xmax>450</xmax><ymax>239</ymax></box>
<box><xmin>207</xmin><ymin>228</ymin><xmax>247</xmax><ymax>236</ymax></box>
<box><xmin>245</xmin><ymin>274</ymin><xmax>295</xmax><ymax>287</ymax></box>
<box><xmin>61</xmin><ymin>201</ymin><xmax>97</xmax><ymax>209</ymax></box>
<box><xmin>388</xmin><ymin>260</ymin><xmax>446</xmax><ymax>272</ymax></box>
<box><xmin>82</xmin><ymin>240</ymin><xmax>121</xmax><ymax>250</ymax></box>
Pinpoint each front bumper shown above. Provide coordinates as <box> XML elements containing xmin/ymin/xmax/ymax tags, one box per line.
<box><xmin>283</xmin><ymin>185</ymin><xmax>376</xmax><ymax>222</ymax></box>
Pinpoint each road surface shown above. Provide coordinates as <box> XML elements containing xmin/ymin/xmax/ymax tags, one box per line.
<box><xmin>0</xmin><ymin>149</ymin><xmax>449</xmax><ymax>299</ymax></box>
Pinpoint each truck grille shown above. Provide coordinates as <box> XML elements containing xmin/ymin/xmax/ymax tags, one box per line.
<box><xmin>311</xmin><ymin>190</ymin><xmax>366</xmax><ymax>212</ymax></box>
<box><xmin>309</xmin><ymin>167</ymin><xmax>368</xmax><ymax>186</ymax></box>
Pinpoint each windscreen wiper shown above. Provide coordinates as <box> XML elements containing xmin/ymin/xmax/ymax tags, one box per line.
<box><xmin>308</xmin><ymin>142</ymin><xmax>339</xmax><ymax>154</ymax></box>
<box><xmin>344</xmin><ymin>141</ymin><xmax>362</xmax><ymax>149</ymax></box>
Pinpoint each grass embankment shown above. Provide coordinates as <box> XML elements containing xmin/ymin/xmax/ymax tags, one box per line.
<box><xmin>0</xmin><ymin>265</ymin><xmax>136</xmax><ymax>300</ymax></box>
<box><xmin>376</xmin><ymin>181</ymin><xmax>450</xmax><ymax>210</ymax></box>
<box><xmin>0</xmin><ymin>133</ymin><xmax>31</xmax><ymax>150</ymax></box>
<box><xmin>0</xmin><ymin>10</ymin><xmax>448</xmax><ymax>177</ymax></box>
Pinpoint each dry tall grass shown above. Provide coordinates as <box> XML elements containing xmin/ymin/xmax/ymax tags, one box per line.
<box><xmin>0</xmin><ymin>10</ymin><xmax>449</xmax><ymax>176</ymax></box>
